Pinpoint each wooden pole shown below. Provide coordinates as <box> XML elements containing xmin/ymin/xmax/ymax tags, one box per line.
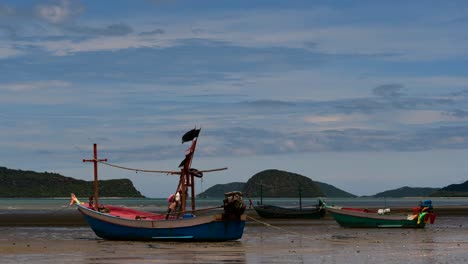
<box><xmin>83</xmin><ymin>144</ymin><xmax>107</xmax><ymax>210</ymax></box>
<box><xmin>260</xmin><ymin>184</ymin><xmax>263</xmax><ymax>205</ymax></box>
<box><xmin>299</xmin><ymin>187</ymin><xmax>302</xmax><ymax>211</ymax></box>
<box><xmin>191</xmin><ymin>174</ymin><xmax>195</xmax><ymax>211</ymax></box>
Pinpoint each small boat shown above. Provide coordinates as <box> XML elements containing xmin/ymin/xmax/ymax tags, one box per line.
<box><xmin>254</xmin><ymin>201</ymin><xmax>325</xmax><ymax>219</ymax></box>
<box><xmin>252</xmin><ymin>182</ymin><xmax>326</xmax><ymax>219</ymax></box>
<box><xmin>323</xmin><ymin>199</ymin><xmax>436</xmax><ymax>228</ymax></box>
<box><xmin>70</xmin><ymin>128</ymin><xmax>246</xmax><ymax>241</ymax></box>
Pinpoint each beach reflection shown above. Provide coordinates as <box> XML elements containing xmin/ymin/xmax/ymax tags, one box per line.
<box><xmin>84</xmin><ymin>240</ymin><xmax>247</xmax><ymax>264</ymax></box>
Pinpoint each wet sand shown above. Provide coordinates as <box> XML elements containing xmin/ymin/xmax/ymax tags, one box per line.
<box><xmin>1</xmin><ymin>212</ymin><xmax>468</xmax><ymax>263</ymax></box>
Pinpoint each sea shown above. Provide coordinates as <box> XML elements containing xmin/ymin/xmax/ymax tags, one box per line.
<box><xmin>1</xmin><ymin>196</ymin><xmax>468</xmax><ymax>211</ymax></box>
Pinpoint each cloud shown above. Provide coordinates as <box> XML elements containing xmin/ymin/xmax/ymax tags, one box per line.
<box><xmin>451</xmin><ymin>89</ymin><xmax>468</xmax><ymax>97</ymax></box>
<box><xmin>139</xmin><ymin>28</ymin><xmax>165</xmax><ymax>36</ymax></box>
<box><xmin>66</xmin><ymin>23</ymin><xmax>134</xmax><ymax>37</ymax></box>
<box><xmin>444</xmin><ymin>109</ymin><xmax>468</xmax><ymax>118</ymax></box>
<box><xmin>0</xmin><ymin>45</ymin><xmax>21</xmax><ymax>58</ymax></box>
<box><xmin>37</xmin><ymin>35</ymin><xmax>164</xmax><ymax>55</ymax></box>
<box><xmin>0</xmin><ymin>4</ymin><xmax>16</xmax><ymax>16</ymax></box>
<box><xmin>0</xmin><ymin>25</ymin><xmax>18</xmax><ymax>39</ymax></box>
<box><xmin>35</xmin><ymin>0</ymin><xmax>75</xmax><ymax>24</ymax></box>
<box><xmin>240</xmin><ymin>100</ymin><xmax>295</xmax><ymax>108</ymax></box>
<box><xmin>181</xmin><ymin>124</ymin><xmax>461</xmax><ymax>157</ymax></box>
<box><xmin>0</xmin><ymin>80</ymin><xmax>71</xmax><ymax>92</ymax></box>
<box><xmin>373</xmin><ymin>84</ymin><xmax>405</xmax><ymax>98</ymax></box>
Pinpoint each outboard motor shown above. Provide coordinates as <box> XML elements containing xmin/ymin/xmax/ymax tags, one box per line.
<box><xmin>223</xmin><ymin>191</ymin><xmax>246</xmax><ymax>219</ymax></box>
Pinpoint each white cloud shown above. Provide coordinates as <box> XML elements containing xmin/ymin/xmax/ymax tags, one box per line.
<box><xmin>0</xmin><ymin>80</ymin><xmax>71</xmax><ymax>92</ymax></box>
<box><xmin>36</xmin><ymin>35</ymin><xmax>174</xmax><ymax>55</ymax></box>
<box><xmin>177</xmin><ymin>10</ymin><xmax>468</xmax><ymax>61</ymax></box>
<box><xmin>35</xmin><ymin>0</ymin><xmax>73</xmax><ymax>24</ymax></box>
<box><xmin>0</xmin><ymin>45</ymin><xmax>22</xmax><ymax>58</ymax></box>
<box><xmin>397</xmin><ymin>110</ymin><xmax>461</xmax><ymax>125</ymax></box>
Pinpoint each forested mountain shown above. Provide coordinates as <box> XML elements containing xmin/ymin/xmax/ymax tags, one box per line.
<box><xmin>0</xmin><ymin>166</ymin><xmax>144</xmax><ymax>198</ymax></box>
<box><xmin>372</xmin><ymin>186</ymin><xmax>440</xmax><ymax>197</ymax></box>
<box><xmin>197</xmin><ymin>169</ymin><xmax>355</xmax><ymax>198</ymax></box>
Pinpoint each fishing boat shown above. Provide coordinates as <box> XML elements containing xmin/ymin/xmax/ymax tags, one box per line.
<box><xmin>254</xmin><ymin>200</ymin><xmax>325</xmax><ymax>219</ymax></box>
<box><xmin>70</xmin><ymin>128</ymin><xmax>246</xmax><ymax>241</ymax></box>
<box><xmin>252</xmin><ymin>182</ymin><xmax>326</xmax><ymax>219</ymax></box>
<box><xmin>323</xmin><ymin>199</ymin><xmax>436</xmax><ymax>228</ymax></box>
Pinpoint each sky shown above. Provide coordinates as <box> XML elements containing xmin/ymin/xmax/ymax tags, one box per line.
<box><xmin>1</xmin><ymin>0</ymin><xmax>468</xmax><ymax>198</ymax></box>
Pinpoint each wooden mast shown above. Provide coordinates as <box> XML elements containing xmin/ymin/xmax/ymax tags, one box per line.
<box><xmin>83</xmin><ymin>144</ymin><xmax>108</xmax><ymax>210</ymax></box>
<box><xmin>189</xmin><ymin>138</ymin><xmax>198</xmax><ymax>211</ymax></box>
<box><xmin>180</xmin><ymin>136</ymin><xmax>198</xmax><ymax>212</ymax></box>
<box><xmin>176</xmin><ymin>128</ymin><xmax>201</xmax><ymax>213</ymax></box>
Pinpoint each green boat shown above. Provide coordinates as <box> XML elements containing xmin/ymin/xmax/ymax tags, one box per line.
<box><xmin>322</xmin><ymin>199</ymin><xmax>436</xmax><ymax>228</ymax></box>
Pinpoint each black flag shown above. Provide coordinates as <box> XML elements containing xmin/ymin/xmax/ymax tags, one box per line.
<box><xmin>178</xmin><ymin>155</ymin><xmax>189</xmax><ymax>168</ymax></box>
<box><xmin>182</xmin><ymin>128</ymin><xmax>200</xmax><ymax>143</ymax></box>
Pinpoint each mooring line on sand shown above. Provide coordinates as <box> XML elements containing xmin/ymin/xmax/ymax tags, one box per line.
<box><xmin>247</xmin><ymin>216</ymin><xmax>318</xmax><ymax>240</ymax></box>
<box><xmin>48</xmin><ymin>203</ymin><xmax>72</xmax><ymax>215</ymax></box>
<box><xmin>247</xmin><ymin>216</ymin><xmax>356</xmax><ymax>244</ymax></box>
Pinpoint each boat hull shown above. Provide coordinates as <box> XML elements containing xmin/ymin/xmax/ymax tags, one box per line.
<box><xmin>77</xmin><ymin>204</ymin><xmax>246</xmax><ymax>241</ymax></box>
<box><xmin>254</xmin><ymin>204</ymin><xmax>325</xmax><ymax>219</ymax></box>
<box><xmin>326</xmin><ymin>207</ymin><xmax>425</xmax><ymax>228</ymax></box>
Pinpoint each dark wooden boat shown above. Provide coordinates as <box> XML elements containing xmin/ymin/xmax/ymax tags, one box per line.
<box><xmin>323</xmin><ymin>199</ymin><xmax>436</xmax><ymax>228</ymax></box>
<box><xmin>71</xmin><ymin>128</ymin><xmax>246</xmax><ymax>241</ymax></box>
<box><xmin>254</xmin><ymin>202</ymin><xmax>326</xmax><ymax>219</ymax></box>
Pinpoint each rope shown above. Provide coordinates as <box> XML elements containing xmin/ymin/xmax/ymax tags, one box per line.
<box><xmin>98</xmin><ymin>161</ymin><xmax>227</xmax><ymax>175</ymax></box>
<box><xmin>246</xmin><ymin>216</ymin><xmax>315</xmax><ymax>239</ymax></box>
<box><xmin>48</xmin><ymin>203</ymin><xmax>73</xmax><ymax>215</ymax></box>
<box><xmin>98</xmin><ymin>161</ymin><xmax>180</xmax><ymax>174</ymax></box>
<box><xmin>188</xmin><ymin>205</ymin><xmax>223</xmax><ymax>213</ymax></box>
<box><xmin>165</xmin><ymin>205</ymin><xmax>224</xmax><ymax>217</ymax></box>
<box><xmin>247</xmin><ymin>216</ymin><xmax>354</xmax><ymax>244</ymax></box>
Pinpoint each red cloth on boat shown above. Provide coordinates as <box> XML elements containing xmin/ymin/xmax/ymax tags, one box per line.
<box><xmin>424</xmin><ymin>213</ymin><xmax>436</xmax><ymax>224</ymax></box>
<box><xmin>167</xmin><ymin>194</ymin><xmax>175</xmax><ymax>202</ymax></box>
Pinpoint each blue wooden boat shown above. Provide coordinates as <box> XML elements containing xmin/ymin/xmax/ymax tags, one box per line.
<box><xmin>70</xmin><ymin>192</ymin><xmax>246</xmax><ymax>241</ymax></box>
<box><xmin>71</xmin><ymin>128</ymin><xmax>246</xmax><ymax>241</ymax></box>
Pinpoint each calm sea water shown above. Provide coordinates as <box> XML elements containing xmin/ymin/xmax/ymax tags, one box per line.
<box><xmin>1</xmin><ymin>197</ymin><xmax>468</xmax><ymax>211</ymax></box>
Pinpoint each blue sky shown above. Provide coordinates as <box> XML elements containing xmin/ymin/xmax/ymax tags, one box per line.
<box><xmin>1</xmin><ymin>0</ymin><xmax>468</xmax><ymax>197</ymax></box>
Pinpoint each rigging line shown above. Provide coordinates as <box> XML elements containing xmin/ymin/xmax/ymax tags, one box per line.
<box><xmin>99</xmin><ymin>161</ymin><xmax>228</xmax><ymax>174</ymax></box>
<box><xmin>98</xmin><ymin>161</ymin><xmax>180</xmax><ymax>174</ymax></box>
<box><xmin>166</xmin><ymin>205</ymin><xmax>224</xmax><ymax>217</ymax></box>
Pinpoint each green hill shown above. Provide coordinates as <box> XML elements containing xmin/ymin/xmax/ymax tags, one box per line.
<box><xmin>0</xmin><ymin>166</ymin><xmax>144</xmax><ymax>198</ymax></box>
<box><xmin>197</xmin><ymin>182</ymin><xmax>246</xmax><ymax>198</ymax></box>
<box><xmin>315</xmin><ymin>181</ymin><xmax>356</xmax><ymax>198</ymax></box>
<box><xmin>243</xmin><ymin>169</ymin><xmax>324</xmax><ymax>197</ymax></box>
<box><xmin>372</xmin><ymin>186</ymin><xmax>440</xmax><ymax>197</ymax></box>
<box><xmin>197</xmin><ymin>169</ymin><xmax>355</xmax><ymax>198</ymax></box>
<box><xmin>430</xmin><ymin>180</ymin><xmax>468</xmax><ymax>197</ymax></box>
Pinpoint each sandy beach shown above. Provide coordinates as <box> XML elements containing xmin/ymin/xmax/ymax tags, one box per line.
<box><xmin>1</xmin><ymin>208</ymin><xmax>468</xmax><ymax>263</ymax></box>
